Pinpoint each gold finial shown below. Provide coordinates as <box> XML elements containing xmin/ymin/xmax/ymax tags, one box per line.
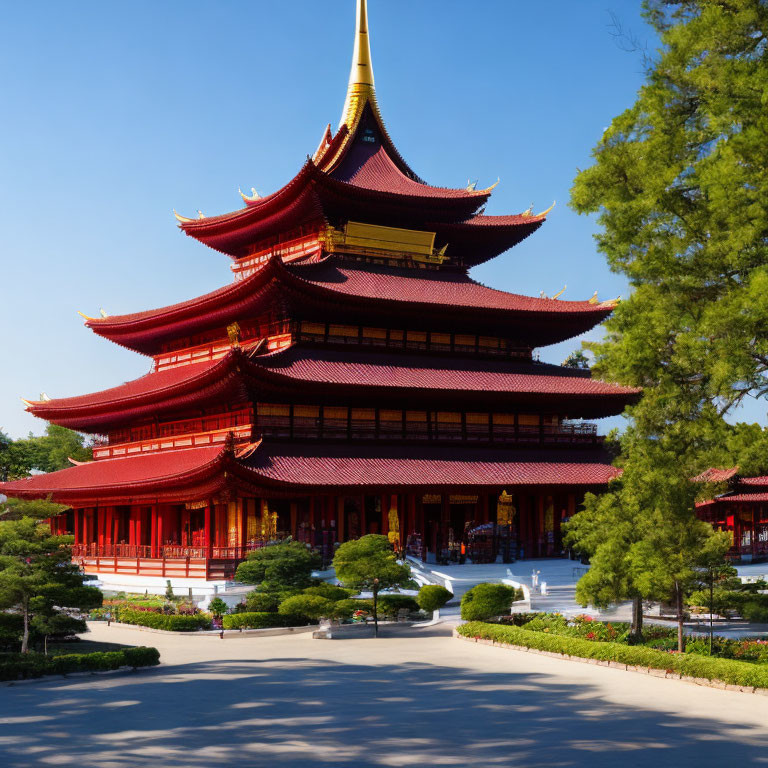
<box><xmin>600</xmin><ymin>296</ymin><xmax>621</xmax><ymax>308</ymax></box>
<box><xmin>588</xmin><ymin>291</ymin><xmax>599</xmax><ymax>304</ymax></box>
<box><xmin>483</xmin><ymin>178</ymin><xmax>501</xmax><ymax>193</ymax></box>
<box><xmin>536</xmin><ymin>201</ymin><xmax>556</xmax><ymax>217</ymax></box>
<box><xmin>552</xmin><ymin>285</ymin><xmax>566</xmax><ymax>300</ymax></box>
<box><xmin>521</xmin><ymin>203</ymin><xmax>534</xmax><ymax>218</ymax></box>
<box><xmin>340</xmin><ymin>0</ymin><xmax>376</xmax><ymax>128</ymax></box>
<box><xmin>77</xmin><ymin>311</ymin><xmax>96</xmax><ymax>322</ymax></box>
<box><xmin>20</xmin><ymin>397</ymin><xmax>35</xmax><ymax>408</ymax></box>
<box><xmin>173</xmin><ymin>209</ymin><xmax>194</xmax><ymax>224</ymax></box>
<box><xmin>239</xmin><ymin>187</ymin><xmax>261</xmax><ymax>203</ymax></box>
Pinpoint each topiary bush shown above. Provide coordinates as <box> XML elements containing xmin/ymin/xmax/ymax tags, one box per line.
<box><xmin>118</xmin><ymin>608</ymin><xmax>212</xmax><ymax>631</ymax></box>
<box><xmin>0</xmin><ymin>646</ymin><xmax>160</xmax><ymax>681</ymax></box>
<box><xmin>222</xmin><ymin>612</ymin><xmax>311</xmax><ymax>630</ymax></box>
<box><xmin>278</xmin><ymin>594</ymin><xmax>333</xmax><ymax>621</ymax></box>
<box><xmin>460</xmin><ymin>584</ymin><xmax>518</xmax><ymax>621</ymax></box>
<box><xmin>377</xmin><ymin>594</ymin><xmax>420</xmax><ymax>617</ymax></box>
<box><xmin>303</xmin><ymin>584</ymin><xmax>352</xmax><ymax>601</ymax></box>
<box><xmin>329</xmin><ymin>599</ymin><xmax>373</xmax><ymax>620</ymax></box>
<box><xmin>417</xmin><ymin>585</ymin><xmax>453</xmax><ymax>613</ymax></box>
<box><xmin>243</xmin><ymin>591</ymin><xmax>281</xmax><ymax>612</ymax></box>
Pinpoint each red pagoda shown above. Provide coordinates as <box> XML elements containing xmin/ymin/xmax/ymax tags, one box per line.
<box><xmin>1</xmin><ymin>0</ymin><xmax>639</xmax><ymax>589</ymax></box>
<box><xmin>695</xmin><ymin>468</ymin><xmax>768</xmax><ymax>562</ymax></box>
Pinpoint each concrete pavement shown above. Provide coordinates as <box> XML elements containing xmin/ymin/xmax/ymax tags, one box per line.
<box><xmin>0</xmin><ymin>621</ymin><xmax>767</xmax><ymax>766</ymax></box>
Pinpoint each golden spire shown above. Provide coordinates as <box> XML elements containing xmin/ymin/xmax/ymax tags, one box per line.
<box><xmin>340</xmin><ymin>0</ymin><xmax>376</xmax><ymax>129</ymax></box>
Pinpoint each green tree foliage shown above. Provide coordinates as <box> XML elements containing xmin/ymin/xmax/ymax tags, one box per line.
<box><xmin>332</xmin><ymin>535</ymin><xmax>411</xmax><ymax>591</ymax></box>
<box><xmin>562</xmin><ymin>349</ymin><xmax>591</xmax><ymax>370</ymax></box>
<box><xmin>566</xmin><ymin>0</ymin><xmax>767</xmax><ymax>649</ymax></box>
<box><xmin>208</xmin><ymin>597</ymin><xmax>228</xmax><ymax>618</ymax></box>
<box><xmin>571</xmin><ymin>0</ymin><xmax>768</xmax><ymax>434</ymax></box>
<box><xmin>0</xmin><ymin>515</ymin><xmax>102</xmax><ymax>653</ymax></box>
<box><xmin>0</xmin><ymin>425</ymin><xmax>92</xmax><ymax>481</ymax></box>
<box><xmin>235</xmin><ymin>541</ymin><xmax>321</xmax><ymax>590</ymax></box>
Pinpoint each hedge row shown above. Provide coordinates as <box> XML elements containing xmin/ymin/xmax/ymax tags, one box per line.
<box><xmin>458</xmin><ymin>622</ymin><xmax>768</xmax><ymax>689</ymax></box>
<box><xmin>118</xmin><ymin>608</ymin><xmax>212</xmax><ymax>632</ymax></box>
<box><xmin>222</xmin><ymin>612</ymin><xmax>311</xmax><ymax>630</ymax></box>
<box><xmin>0</xmin><ymin>646</ymin><xmax>160</xmax><ymax>682</ymax></box>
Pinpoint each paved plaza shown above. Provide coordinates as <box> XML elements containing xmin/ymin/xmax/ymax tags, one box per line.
<box><xmin>1</xmin><ymin>621</ymin><xmax>768</xmax><ymax>767</ymax></box>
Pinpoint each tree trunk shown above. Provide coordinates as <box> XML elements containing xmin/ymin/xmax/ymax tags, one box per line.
<box><xmin>675</xmin><ymin>581</ymin><xmax>685</xmax><ymax>653</ymax></box>
<box><xmin>630</xmin><ymin>595</ymin><xmax>644</xmax><ymax>641</ymax></box>
<box><xmin>21</xmin><ymin>600</ymin><xmax>30</xmax><ymax>655</ymax></box>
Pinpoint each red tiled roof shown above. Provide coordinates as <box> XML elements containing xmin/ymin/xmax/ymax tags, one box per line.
<box><xmin>86</xmin><ymin>256</ymin><xmax>615</xmax><ymax>355</ymax></box>
<box><xmin>697</xmin><ymin>492</ymin><xmax>768</xmax><ymax>508</ymax></box>
<box><xmin>330</xmin><ymin>140</ymin><xmax>479</xmax><ymax>199</ymax></box>
<box><xmin>287</xmin><ymin>259</ymin><xmax>612</xmax><ymax>316</ymax></box>
<box><xmin>25</xmin><ymin>355</ymin><xmax>247</xmax><ymax>432</ymax></box>
<box><xmin>738</xmin><ymin>476</ymin><xmax>768</xmax><ymax>487</ymax></box>
<box><xmin>244</xmin><ymin>443</ymin><xmax>619</xmax><ymax>488</ymax></box>
<box><xmin>255</xmin><ymin>347</ymin><xmax>639</xmax><ymax>415</ymax></box>
<box><xmin>692</xmin><ymin>467</ymin><xmax>739</xmax><ymax>483</ymax></box>
<box><xmin>0</xmin><ymin>446</ymin><xmax>227</xmax><ymax>503</ymax></box>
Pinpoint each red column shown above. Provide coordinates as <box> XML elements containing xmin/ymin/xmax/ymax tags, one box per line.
<box><xmin>150</xmin><ymin>506</ymin><xmax>158</xmax><ymax>558</ymax></box>
<box><xmin>204</xmin><ymin>502</ymin><xmax>212</xmax><ymax>558</ymax></box>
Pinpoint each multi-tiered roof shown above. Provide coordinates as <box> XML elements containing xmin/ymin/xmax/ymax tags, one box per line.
<box><xmin>1</xmin><ymin>0</ymin><xmax>639</xmax><ymax>508</ymax></box>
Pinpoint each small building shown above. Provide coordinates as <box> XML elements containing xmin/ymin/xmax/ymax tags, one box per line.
<box><xmin>695</xmin><ymin>468</ymin><xmax>768</xmax><ymax>562</ymax></box>
<box><xmin>0</xmin><ymin>1</ymin><xmax>639</xmax><ymax>590</ymax></box>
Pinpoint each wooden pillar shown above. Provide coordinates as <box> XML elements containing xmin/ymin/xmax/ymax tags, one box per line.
<box><xmin>337</xmin><ymin>498</ymin><xmax>345</xmax><ymax>542</ymax></box>
<box><xmin>204</xmin><ymin>502</ymin><xmax>213</xmax><ymax>558</ymax></box>
<box><xmin>150</xmin><ymin>506</ymin><xmax>158</xmax><ymax>558</ymax></box>
<box><xmin>407</xmin><ymin>494</ymin><xmax>416</xmax><ymax>536</ymax></box>
<box><xmin>381</xmin><ymin>494</ymin><xmax>389</xmax><ymax>536</ymax></box>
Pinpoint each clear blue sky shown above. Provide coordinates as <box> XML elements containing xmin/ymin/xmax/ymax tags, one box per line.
<box><xmin>0</xmin><ymin>0</ymin><xmax>678</xmax><ymax>438</ymax></box>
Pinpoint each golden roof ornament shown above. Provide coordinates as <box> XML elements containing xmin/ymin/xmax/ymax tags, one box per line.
<box><xmin>239</xmin><ymin>187</ymin><xmax>261</xmax><ymax>203</ymax></box>
<box><xmin>552</xmin><ymin>286</ymin><xmax>566</xmax><ymax>300</ymax></box>
<box><xmin>227</xmin><ymin>321</ymin><xmax>242</xmax><ymax>349</ymax></box>
<box><xmin>173</xmin><ymin>209</ymin><xmax>194</xmax><ymax>224</ymax></box>
<box><xmin>536</xmin><ymin>201</ymin><xmax>556</xmax><ymax>217</ymax></box>
<box><xmin>340</xmin><ymin>0</ymin><xmax>376</xmax><ymax>129</ymax></box>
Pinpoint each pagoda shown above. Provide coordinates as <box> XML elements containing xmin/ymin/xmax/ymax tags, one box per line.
<box><xmin>1</xmin><ymin>0</ymin><xmax>639</xmax><ymax>589</ymax></box>
<box><xmin>695</xmin><ymin>468</ymin><xmax>768</xmax><ymax>562</ymax></box>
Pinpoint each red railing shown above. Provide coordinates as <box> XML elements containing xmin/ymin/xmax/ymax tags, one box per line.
<box><xmin>71</xmin><ymin>542</ymin><xmax>268</xmax><ymax>561</ymax></box>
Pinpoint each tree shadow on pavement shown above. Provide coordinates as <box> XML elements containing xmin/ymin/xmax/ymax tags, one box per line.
<box><xmin>0</xmin><ymin>651</ymin><xmax>766</xmax><ymax>767</ymax></box>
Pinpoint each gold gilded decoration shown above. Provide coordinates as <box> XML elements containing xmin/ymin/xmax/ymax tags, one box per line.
<box><xmin>197</xmin><ymin>210</ymin><xmax>206</xmax><ymax>220</ymax></box>
<box><xmin>77</xmin><ymin>311</ymin><xmax>96</xmax><ymax>321</ymax></box>
<box><xmin>588</xmin><ymin>291</ymin><xmax>599</xmax><ymax>305</ymax></box>
<box><xmin>99</xmin><ymin>308</ymin><xmax>109</xmax><ymax>318</ymax></box>
<box><xmin>324</xmin><ymin>221</ymin><xmax>446</xmax><ymax>265</ymax></box>
<box><xmin>483</xmin><ymin>178</ymin><xmax>501</xmax><ymax>193</ymax></box>
<box><xmin>497</xmin><ymin>491</ymin><xmax>517</xmax><ymax>527</ymax></box>
<box><xmin>600</xmin><ymin>296</ymin><xmax>622</xmax><ymax>308</ymax></box>
<box><xmin>185</xmin><ymin>500</ymin><xmax>208</xmax><ymax>510</ymax></box>
<box><xmin>20</xmin><ymin>398</ymin><xmax>35</xmax><ymax>408</ymax></box>
<box><xmin>239</xmin><ymin>187</ymin><xmax>261</xmax><ymax>203</ymax></box>
<box><xmin>387</xmin><ymin>504</ymin><xmax>400</xmax><ymax>547</ymax></box>
<box><xmin>552</xmin><ymin>286</ymin><xmax>567</xmax><ymax>300</ymax></box>
<box><xmin>173</xmin><ymin>209</ymin><xmax>194</xmax><ymax>224</ymax></box>
<box><xmin>227</xmin><ymin>321</ymin><xmax>242</xmax><ymax>349</ymax></box>
<box><xmin>449</xmin><ymin>495</ymin><xmax>478</xmax><ymax>504</ymax></box>
<box><xmin>340</xmin><ymin>0</ymin><xmax>375</xmax><ymax>129</ymax></box>
<box><xmin>535</xmin><ymin>201</ymin><xmax>556</xmax><ymax>217</ymax></box>
<box><xmin>422</xmin><ymin>494</ymin><xmax>442</xmax><ymax>504</ymax></box>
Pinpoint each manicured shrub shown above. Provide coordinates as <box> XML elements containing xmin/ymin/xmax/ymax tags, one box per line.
<box><xmin>330</xmin><ymin>599</ymin><xmax>373</xmax><ymax>620</ymax></box>
<box><xmin>377</xmin><ymin>595</ymin><xmax>420</xmax><ymax>617</ymax></box>
<box><xmin>457</xmin><ymin>622</ymin><xmax>768</xmax><ymax>689</ymax></box>
<box><xmin>460</xmin><ymin>584</ymin><xmax>517</xmax><ymax>621</ymax></box>
<box><xmin>122</xmin><ymin>646</ymin><xmax>161</xmax><ymax>667</ymax></box>
<box><xmin>118</xmin><ymin>608</ymin><xmax>212</xmax><ymax>632</ymax></box>
<box><xmin>221</xmin><ymin>612</ymin><xmax>311</xmax><ymax>630</ymax></box>
<box><xmin>303</xmin><ymin>584</ymin><xmax>352</xmax><ymax>601</ymax></box>
<box><xmin>278</xmin><ymin>595</ymin><xmax>333</xmax><ymax>621</ymax></box>
<box><xmin>244</xmin><ymin>591</ymin><xmax>281</xmax><ymax>613</ymax></box>
<box><xmin>208</xmin><ymin>598</ymin><xmax>228</xmax><ymax>618</ymax></box>
<box><xmin>236</xmin><ymin>541</ymin><xmax>321</xmax><ymax>589</ymax></box>
<box><xmin>0</xmin><ymin>646</ymin><xmax>160</xmax><ymax>681</ymax></box>
<box><xmin>417</xmin><ymin>585</ymin><xmax>453</xmax><ymax>613</ymax></box>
